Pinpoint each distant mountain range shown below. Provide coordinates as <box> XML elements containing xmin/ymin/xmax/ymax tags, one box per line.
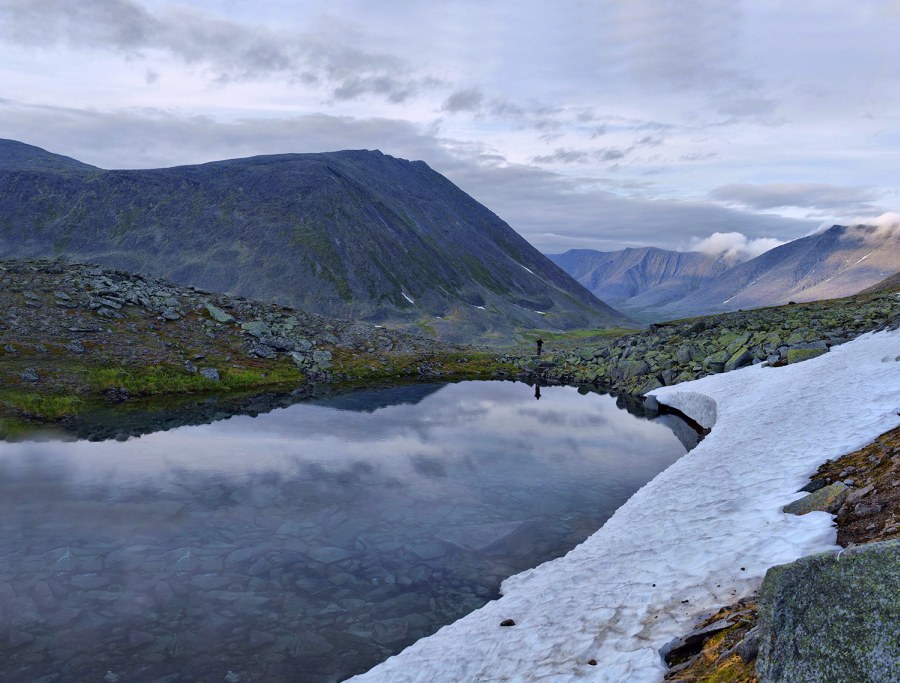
<box><xmin>0</xmin><ymin>139</ymin><xmax>631</xmax><ymax>341</ymax></box>
<box><xmin>549</xmin><ymin>225</ymin><xmax>900</xmax><ymax>321</ymax></box>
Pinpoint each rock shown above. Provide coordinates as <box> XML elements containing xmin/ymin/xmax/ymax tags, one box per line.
<box><xmin>259</xmin><ymin>336</ymin><xmax>295</xmax><ymax>351</ymax></box>
<box><xmin>783</xmin><ymin>481</ymin><xmax>848</xmax><ymax>515</ymax></box>
<box><xmin>799</xmin><ymin>478</ymin><xmax>827</xmax><ymax>493</ymax></box>
<box><xmin>703</xmin><ymin>350</ymin><xmax>728</xmax><ymax>373</ymax></box>
<box><xmin>724</xmin><ymin>346</ymin><xmax>753</xmax><ymax>372</ymax></box>
<box><xmin>500</xmin><ymin>619</ymin><xmax>516</xmax><ymax>627</ymax></box>
<box><xmin>161</xmin><ymin>308</ymin><xmax>181</xmax><ymax>321</ymax></box>
<box><xmin>204</xmin><ymin>302</ymin><xmax>235</xmax><ymax>324</ymax></box>
<box><xmin>19</xmin><ymin>367</ymin><xmax>39</xmax><ymax>382</ymax></box>
<box><xmin>240</xmin><ymin>321</ymin><xmax>271</xmax><ymax>338</ymax></box>
<box><xmin>250</xmin><ymin>344</ymin><xmax>276</xmax><ymax>359</ymax></box>
<box><xmin>756</xmin><ymin>539</ymin><xmax>900</xmax><ymax>683</ymax></box>
<box><xmin>66</xmin><ymin>340</ymin><xmax>85</xmax><ymax>353</ymax></box>
<box><xmin>787</xmin><ymin>347</ymin><xmax>827</xmax><ymax>364</ymax></box>
<box><xmin>854</xmin><ymin>501</ymin><xmax>883</xmax><ymax>516</ymax></box>
<box><xmin>660</xmin><ymin>618</ymin><xmax>735</xmax><ymax>664</ymax></box>
<box><xmin>184</xmin><ymin>360</ymin><xmax>198</xmax><ymax>373</ymax></box>
<box><xmin>199</xmin><ymin>368</ymin><xmax>219</xmax><ymax>381</ymax></box>
<box><xmin>736</xmin><ymin>625</ymin><xmax>760</xmax><ymax>663</ymax></box>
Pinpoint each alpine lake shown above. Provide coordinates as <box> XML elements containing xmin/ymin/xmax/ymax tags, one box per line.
<box><xmin>0</xmin><ymin>380</ymin><xmax>699</xmax><ymax>682</ymax></box>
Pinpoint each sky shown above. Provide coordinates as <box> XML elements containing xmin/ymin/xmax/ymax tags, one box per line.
<box><xmin>0</xmin><ymin>1</ymin><xmax>898</xmax><ymax>255</ymax></box>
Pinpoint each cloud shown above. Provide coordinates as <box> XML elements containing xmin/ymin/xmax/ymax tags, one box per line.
<box><xmin>0</xmin><ymin>0</ymin><xmax>439</xmax><ymax>102</ymax></box>
<box><xmin>710</xmin><ymin>182</ymin><xmax>878</xmax><ymax>212</ymax></box>
<box><xmin>845</xmin><ymin>211</ymin><xmax>900</xmax><ymax>239</ymax></box>
<box><xmin>689</xmin><ymin>232</ymin><xmax>786</xmax><ymax>262</ymax></box>
<box><xmin>441</xmin><ymin>87</ymin><xmax>485</xmax><ymax>113</ymax></box>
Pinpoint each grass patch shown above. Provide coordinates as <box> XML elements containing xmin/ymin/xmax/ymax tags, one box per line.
<box><xmin>88</xmin><ymin>362</ymin><xmax>304</xmax><ymax>397</ymax></box>
<box><xmin>0</xmin><ymin>390</ymin><xmax>84</xmax><ymax>420</ymax></box>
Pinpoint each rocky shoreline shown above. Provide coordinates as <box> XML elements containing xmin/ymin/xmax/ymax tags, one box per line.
<box><xmin>509</xmin><ymin>287</ymin><xmax>900</xmax><ymax>396</ymax></box>
<box><xmin>0</xmin><ymin>258</ymin><xmax>515</xmax><ymax>434</ymax></box>
<box><xmin>661</xmin><ymin>425</ymin><xmax>900</xmax><ymax>682</ymax></box>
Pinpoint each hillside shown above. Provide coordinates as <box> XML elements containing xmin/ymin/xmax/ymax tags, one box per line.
<box><xmin>550</xmin><ymin>225</ymin><xmax>900</xmax><ymax>321</ymax></box>
<box><xmin>0</xmin><ymin>139</ymin><xmax>630</xmax><ymax>342</ymax></box>
<box><xmin>548</xmin><ymin>247</ymin><xmax>728</xmax><ymax>320</ymax></box>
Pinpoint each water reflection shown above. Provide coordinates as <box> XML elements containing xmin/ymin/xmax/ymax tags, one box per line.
<box><xmin>0</xmin><ymin>381</ymin><xmax>694</xmax><ymax>682</ymax></box>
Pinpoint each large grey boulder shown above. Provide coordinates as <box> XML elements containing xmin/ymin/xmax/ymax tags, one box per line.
<box><xmin>756</xmin><ymin>539</ymin><xmax>899</xmax><ymax>683</ymax></box>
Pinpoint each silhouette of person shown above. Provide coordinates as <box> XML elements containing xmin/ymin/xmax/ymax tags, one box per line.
<box><xmin>534</xmin><ymin>385</ymin><xmax>541</xmax><ymax>400</ymax></box>
<box><xmin>536</xmin><ymin>338</ymin><xmax>544</xmax><ymax>356</ymax></box>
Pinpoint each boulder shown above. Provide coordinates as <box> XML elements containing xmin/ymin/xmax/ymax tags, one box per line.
<box><xmin>204</xmin><ymin>302</ymin><xmax>235</xmax><ymax>324</ymax></box>
<box><xmin>783</xmin><ymin>481</ymin><xmax>849</xmax><ymax>515</ymax></box>
<box><xmin>199</xmin><ymin>368</ymin><xmax>219</xmax><ymax>381</ymax></box>
<box><xmin>756</xmin><ymin>539</ymin><xmax>900</xmax><ymax>683</ymax></box>
<box><xmin>724</xmin><ymin>346</ymin><xmax>753</xmax><ymax>372</ymax></box>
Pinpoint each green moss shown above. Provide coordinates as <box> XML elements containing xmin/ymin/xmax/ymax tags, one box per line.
<box><xmin>0</xmin><ymin>391</ymin><xmax>84</xmax><ymax>419</ymax></box>
<box><xmin>88</xmin><ymin>363</ymin><xmax>304</xmax><ymax>397</ymax></box>
<box><xmin>787</xmin><ymin>347</ymin><xmax>827</xmax><ymax>364</ymax></box>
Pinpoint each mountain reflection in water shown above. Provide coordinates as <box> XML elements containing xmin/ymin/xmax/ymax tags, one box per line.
<box><xmin>0</xmin><ymin>381</ymin><xmax>696</xmax><ymax>682</ymax></box>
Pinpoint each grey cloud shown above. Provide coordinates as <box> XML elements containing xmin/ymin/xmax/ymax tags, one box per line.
<box><xmin>442</xmin><ymin>87</ymin><xmax>484</xmax><ymax>112</ymax></box>
<box><xmin>530</xmin><ymin>146</ymin><xmax>637</xmax><ymax>165</ymax></box>
<box><xmin>0</xmin><ymin>0</ymin><xmax>439</xmax><ymax>102</ymax></box>
<box><xmin>532</xmin><ymin>148</ymin><xmax>591</xmax><ymax>164</ymax></box>
<box><xmin>710</xmin><ymin>183</ymin><xmax>878</xmax><ymax>211</ymax></box>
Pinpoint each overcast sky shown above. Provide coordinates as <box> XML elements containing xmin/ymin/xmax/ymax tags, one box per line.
<box><xmin>1</xmin><ymin>1</ymin><xmax>898</xmax><ymax>255</ymax></box>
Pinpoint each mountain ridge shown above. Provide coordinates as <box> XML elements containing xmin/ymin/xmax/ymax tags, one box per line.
<box><xmin>550</xmin><ymin>225</ymin><xmax>900</xmax><ymax>321</ymax></box>
<box><xmin>0</xmin><ymin>140</ymin><xmax>631</xmax><ymax>341</ymax></box>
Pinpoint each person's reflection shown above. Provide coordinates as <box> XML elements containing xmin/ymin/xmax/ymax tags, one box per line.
<box><xmin>534</xmin><ymin>385</ymin><xmax>541</xmax><ymax>400</ymax></box>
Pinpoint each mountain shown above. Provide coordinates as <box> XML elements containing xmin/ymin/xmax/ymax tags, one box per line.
<box><xmin>0</xmin><ymin>139</ymin><xmax>98</xmax><ymax>173</ymax></box>
<box><xmin>548</xmin><ymin>247</ymin><xmax>729</xmax><ymax>320</ymax></box>
<box><xmin>0</xmin><ymin>139</ymin><xmax>631</xmax><ymax>341</ymax></box>
<box><xmin>661</xmin><ymin>225</ymin><xmax>900</xmax><ymax>317</ymax></box>
<box><xmin>550</xmin><ymin>225</ymin><xmax>900</xmax><ymax>321</ymax></box>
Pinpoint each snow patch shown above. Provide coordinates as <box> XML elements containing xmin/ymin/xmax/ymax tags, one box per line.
<box><xmin>474</xmin><ymin>305</ymin><xmax>486</xmax><ymax>310</ymax></box>
<box><xmin>401</xmin><ymin>292</ymin><xmax>415</xmax><ymax>305</ymax></box>
<box><xmin>520</xmin><ymin>264</ymin><xmax>536</xmax><ymax>275</ymax></box>
<box><xmin>351</xmin><ymin>330</ymin><xmax>900</xmax><ymax>683</ymax></box>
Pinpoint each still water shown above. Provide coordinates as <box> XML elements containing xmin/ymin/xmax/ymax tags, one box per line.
<box><xmin>0</xmin><ymin>381</ymin><xmax>694</xmax><ymax>682</ymax></box>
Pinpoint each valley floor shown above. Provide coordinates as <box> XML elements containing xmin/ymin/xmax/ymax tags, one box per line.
<box><xmin>349</xmin><ymin>329</ymin><xmax>900</xmax><ymax>682</ymax></box>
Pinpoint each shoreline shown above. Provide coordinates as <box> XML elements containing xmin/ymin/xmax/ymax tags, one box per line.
<box><xmin>349</xmin><ymin>329</ymin><xmax>900</xmax><ymax>682</ymax></box>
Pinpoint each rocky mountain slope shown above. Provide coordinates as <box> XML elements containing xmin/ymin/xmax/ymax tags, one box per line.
<box><xmin>0</xmin><ymin>139</ymin><xmax>630</xmax><ymax>342</ymax></box>
<box><xmin>548</xmin><ymin>247</ymin><xmax>729</xmax><ymax>319</ymax></box>
<box><xmin>0</xmin><ymin>258</ymin><xmax>517</xmax><ymax>438</ymax></box>
<box><xmin>550</xmin><ymin>225</ymin><xmax>900</xmax><ymax>322</ymax></box>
